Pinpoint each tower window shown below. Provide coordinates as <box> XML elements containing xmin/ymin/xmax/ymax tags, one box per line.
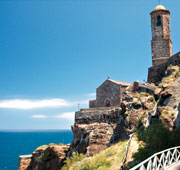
<box><xmin>157</xmin><ymin>16</ymin><xmax>162</xmax><ymax>26</ymax></box>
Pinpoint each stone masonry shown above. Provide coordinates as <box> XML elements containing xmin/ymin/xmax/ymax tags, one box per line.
<box><xmin>150</xmin><ymin>6</ymin><xmax>173</xmax><ymax>66</ymax></box>
<box><xmin>148</xmin><ymin>52</ymin><xmax>180</xmax><ymax>84</ymax></box>
<box><xmin>89</xmin><ymin>79</ymin><xmax>130</xmax><ymax>108</ymax></box>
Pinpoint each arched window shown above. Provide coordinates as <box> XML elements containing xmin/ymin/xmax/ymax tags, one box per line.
<box><xmin>157</xmin><ymin>16</ymin><xmax>162</xmax><ymax>26</ymax></box>
<box><xmin>104</xmin><ymin>98</ymin><xmax>111</xmax><ymax>107</ymax></box>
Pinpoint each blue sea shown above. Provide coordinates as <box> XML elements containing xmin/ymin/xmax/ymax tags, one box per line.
<box><xmin>0</xmin><ymin>130</ymin><xmax>73</xmax><ymax>170</ymax></box>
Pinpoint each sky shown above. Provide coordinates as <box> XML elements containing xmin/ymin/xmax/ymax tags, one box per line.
<box><xmin>0</xmin><ymin>0</ymin><xmax>180</xmax><ymax>130</ymax></box>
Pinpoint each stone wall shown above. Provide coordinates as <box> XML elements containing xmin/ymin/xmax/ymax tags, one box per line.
<box><xmin>75</xmin><ymin>107</ymin><xmax>125</xmax><ymax>124</ymax></box>
<box><xmin>96</xmin><ymin>80</ymin><xmax>121</xmax><ymax>107</ymax></box>
<box><xmin>132</xmin><ymin>82</ymin><xmax>156</xmax><ymax>95</ymax></box>
<box><xmin>89</xmin><ymin>99</ymin><xmax>96</xmax><ymax>108</ymax></box>
<box><xmin>18</xmin><ymin>155</ymin><xmax>32</xmax><ymax>170</ymax></box>
<box><xmin>148</xmin><ymin>52</ymin><xmax>180</xmax><ymax>84</ymax></box>
<box><xmin>151</xmin><ymin>40</ymin><xmax>172</xmax><ymax>66</ymax></box>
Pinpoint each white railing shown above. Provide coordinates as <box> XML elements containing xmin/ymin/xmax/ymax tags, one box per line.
<box><xmin>130</xmin><ymin>146</ymin><xmax>180</xmax><ymax>170</ymax></box>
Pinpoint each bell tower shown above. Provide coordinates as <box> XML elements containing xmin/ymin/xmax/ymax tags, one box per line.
<box><xmin>150</xmin><ymin>4</ymin><xmax>173</xmax><ymax>66</ymax></box>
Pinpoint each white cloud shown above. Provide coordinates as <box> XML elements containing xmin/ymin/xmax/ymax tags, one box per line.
<box><xmin>55</xmin><ymin>112</ymin><xmax>75</xmax><ymax>120</ymax></box>
<box><xmin>32</xmin><ymin>114</ymin><xmax>47</xmax><ymax>119</ymax></box>
<box><xmin>0</xmin><ymin>98</ymin><xmax>72</xmax><ymax>110</ymax></box>
<box><xmin>87</xmin><ymin>93</ymin><xmax>96</xmax><ymax>97</ymax></box>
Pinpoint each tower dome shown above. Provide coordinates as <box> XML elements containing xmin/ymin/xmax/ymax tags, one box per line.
<box><xmin>155</xmin><ymin>4</ymin><xmax>166</xmax><ymax>11</ymax></box>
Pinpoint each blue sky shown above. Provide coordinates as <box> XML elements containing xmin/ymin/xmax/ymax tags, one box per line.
<box><xmin>0</xmin><ymin>0</ymin><xmax>180</xmax><ymax>129</ymax></box>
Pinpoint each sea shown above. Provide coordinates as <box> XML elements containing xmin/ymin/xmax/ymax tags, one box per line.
<box><xmin>0</xmin><ymin>130</ymin><xmax>73</xmax><ymax>170</ymax></box>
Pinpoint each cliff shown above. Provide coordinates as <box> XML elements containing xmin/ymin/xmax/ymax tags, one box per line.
<box><xmin>19</xmin><ymin>83</ymin><xmax>157</xmax><ymax>170</ymax></box>
<box><xmin>19</xmin><ymin>144</ymin><xmax>70</xmax><ymax>170</ymax></box>
<box><xmin>18</xmin><ymin>65</ymin><xmax>180</xmax><ymax>170</ymax></box>
<box><xmin>154</xmin><ymin>65</ymin><xmax>180</xmax><ymax>129</ymax></box>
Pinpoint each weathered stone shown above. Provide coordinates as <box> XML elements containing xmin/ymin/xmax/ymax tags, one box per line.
<box><xmin>132</xmin><ymin>100</ymin><xmax>142</xmax><ymax>110</ymax></box>
<box><xmin>144</xmin><ymin>103</ymin><xmax>154</xmax><ymax>110</ymax></box>
<box><xmin>87</xmin><ymin>144</ymin><xmax>107</xmax><ymax>156</ymax></box>
<box><xmin>18</xmin><ymin>155</ymin><xmax>32</xmax><ymax>170</ymax></box>
<box><xmin>157</xmin><ymin>106</ymin><xmax>166</xmax><ymax>114</ymax></box>
<box><xmin>160</xmin><ymin>115</ymin><xmax>174</xmax><ymax>131</ymax></box>
<box><xmin>27</xmin><ymin>144</ymin><xmax>70</xmax><ymax>170</ymax></box>
<box><xmin>160</xmin><ymin>89</ymin><xmax>173</xmax><ymax>98</ymax></box>
<box><xmin>126</xmin><ymin>110</ymin><xmax>145</xmax><ymax>130</ymax></box>
<box><xmin>167</xmin><ymin>66</ymin><xmax>179</xmax><ymax>76</ymax></box>
<box><xmin>163</xmin><ymin>96</ymin><xmax>171</xmax><ymax>106</ymax></box>
<box><xmin>155</xmin><ymin>88</ymin><xmax>162</xmax><ymax>95</ymax></box>
<box><xmin>89</xmin><ymin>79</ymin><xmax>130</xmax><ymax>108</ymax></box>
<box><xmin>148</xmin><ymin>52</ymin><xmax>180</xmax><ymax>85</ymax></box>
<box><xmin>150</xmin><ymin>8</ymin><xmax>172</xmax><ymax>67</ymax></box>
<box><xmin>69</xmin><ymin>119</ymin><xmax>129</xmax><ymax>157</ymax></box>
<box><xmin>140</xmin><ymin>97</ymin><xmax>148</xmax><ymax>105</ymax></box>
<box><xmin>132</xmin><ymin>82</ymin><xmax>156</xmax><ymax>95</ymax></box>
<box><xmin>162</xmin><ymin>83</ymin><xmax>169</xmax><ymax>88</ymax></box>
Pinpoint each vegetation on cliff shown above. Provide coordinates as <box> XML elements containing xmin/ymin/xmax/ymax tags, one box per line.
<box><xmin>125</xmin><ymin>120</ymin><xmax>180</xmax><ymax>169</ymax></box>
<box><xmin>18</xmin><ymin>65</ymin><xmax>180</xmax><ymax>170</ymax></box>
<box><xmin>62</xmin><ymin>140</ymin><xmax>127</xmax><ymax>170</ymax></box>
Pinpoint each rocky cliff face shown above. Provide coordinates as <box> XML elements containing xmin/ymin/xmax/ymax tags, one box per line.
<box><xmin>18</xmin><ymin>88</ymin><xmax>157</xmax><ymax>170</ymax></box>
<box><xmin>26</xmin><ymin>73</ymin><xmax>180</xmax><ymax>170</ymax></box>
<box><xmin>18</xmin><ymin>85</ymin><xmax>158</xmax><ymax>170</ymax></box>
<box><xmin>18</xmin><ymin>144</ymin><xmax>70</xmax><ymax>170</ymax></box>
<box><xmin>68</xmin><ymin>85</ymin><xmax>158</xmax><ymax>157</ymax></box>
<box><xmin>69</xmin><ymin>108</ymin><xmax>129</xmax><ymax>157</ymax></box>
<box><xmin>153</xmin><ymin>65</ymin><xmax>180</xmax><ymax>130</ymax></box>
<box><xmin>19</xmin><ymin>155</ymin><xmax>32</xmax><ymax>170</ymax></box>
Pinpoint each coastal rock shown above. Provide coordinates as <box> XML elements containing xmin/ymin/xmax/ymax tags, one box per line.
<box><xmin>26</xmin><ymin>144</ymin><xmax>70</xmax><ymax>170</ymax></box>
<box><xmin>18</xmin><ymin>155</ymin><xmax>32</xmax><ymax>170</ymax></box>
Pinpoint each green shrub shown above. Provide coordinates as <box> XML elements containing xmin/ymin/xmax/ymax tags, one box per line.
<box><xmin>140</xmin><ymin>92</ymin><xmax>150</xmax><ymax>97</ymax></box>
<box><xmin>35</xmin><ymin>145</ymin><xmax>48</xmax><ymax>151</ymax></box>
<box><xmin>147</xmin><ymin>96</ymin><xmax>154</xmax><ymax>102</ymax></box>
<box><xmin>130</xmin><ymin>120</ymin><xmax>180</xmax><ymax>167</ymax></box>
<box><xmin>78</xmin><ymin>156</ymin><xmax>111</xmax><ymax>170</ymax></box>
<box><xmin>61</xmin><ymin>152</ymin><xmax>85</xmax><ymax>170</ymax></box>
<box><xmin>173</xmin><ymin>104</ymin><xmax>178</xmax><ymax>109</ymax></box>
<box><xmin>104</xmin><ymin>151</ymin><xmax>114</xmax><ymax>157</ymax></box>
<box><xmin>162</xmin><ymin>108</ymin><xmax>169</xmax><ymax>115</ymax></box>
<box><xmin>176</xmin><ymin>72</ymin><xmax>180</xmax><ymax>77</ymax></box>
<box><xmin>39</xmin><ymin>152</ymin><xmax>45</xmax><ymax>164</ymax></box>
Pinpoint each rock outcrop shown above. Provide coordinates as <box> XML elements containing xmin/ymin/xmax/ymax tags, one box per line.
<box><xmin>69</xmin><ymin>108</ymin><xmax>129</xmax><ymax>157</ymax></box>
<box><xmin>19</xmin><ymin>155</ymin><xmax>32</xmax><ymax>170</ymax></box>
<box><xmin>18</xmin><ymin>82</ymin><xmax>158</xmax><ymax>170</ymax></box>
<box><xmin>68</xmin><ymin>84</ymin><xmax>157</xmax><ymax>157</ymax></box>
<box><xmin>153</xmin><ymin>65</ymin><xmax>180</xmax><ymax>129</ymax></box>
<box><xmin>18</xmin><ymin>144</ymin><xmax>70</xmax><ymax>170</ymax></box>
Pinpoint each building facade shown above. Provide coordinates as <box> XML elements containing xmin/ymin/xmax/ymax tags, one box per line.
<box><xmin>89</xmin><ymin>79</ymin><xmax>130</xmax><ymax>108</ymax></box>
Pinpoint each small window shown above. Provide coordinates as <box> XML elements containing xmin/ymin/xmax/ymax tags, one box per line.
<box><xmin>157</xmin><ymin>16</ymin><xmax>162</xmax><ymax>26</ymax></box>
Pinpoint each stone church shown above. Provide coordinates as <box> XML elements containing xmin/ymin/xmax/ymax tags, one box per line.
<box><xmin>89</xmin><ymin>79</ymin><xmax>130</xmax><ymax>108</ymax></box>
<box><xmin>89</xmin><ymin>4</ymin><xmax>180</xmax><ymax>108</ymax></box>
